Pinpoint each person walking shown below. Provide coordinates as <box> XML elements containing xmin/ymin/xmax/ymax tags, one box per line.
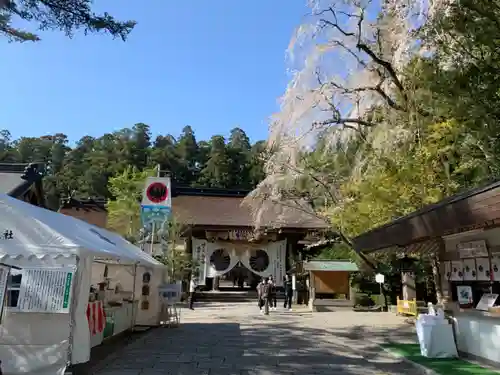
<box><xmin>260</xmin><ymin>278</ymin><xmax>271</xmax><ymax>315</ymax></box>
<box><xmin>256</xmin><ymin>279</ymin><xmax>264</xmax><ymax>311</ymax></box>
<box><xmin>189</xmin><ymin>277</ymin><xmax>197</xmax><ymax>310</ymax></box>
<box><xmin>283</xmin><ymin>274</ymin><xmax>293</xmax><ymax>311</ymax></box>
<box><xmin>268</xmin><ymin>275</ymin><xmax>277</xmax><ymax>310</ymax></box>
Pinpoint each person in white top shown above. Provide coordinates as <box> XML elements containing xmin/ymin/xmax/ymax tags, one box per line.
<box><xmin>189</xmin><ymin>278</ymin><xmax>197</xmax><ymax>310</ymax></box>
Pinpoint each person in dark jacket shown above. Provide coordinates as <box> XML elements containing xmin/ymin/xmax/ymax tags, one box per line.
<box><xmin>256</xmin><ymin>279</ymin><xmax>264</xmax><ymax>311</ymax></box>
<box><xmin>283</xmin><ymin>274</ymin><xmax>293</xmax><ymax>310</ymax></box>
<box><xmin>258</xmin><ymin>278</ymin><xmax>271</xmax><ymax>314</ymax></box>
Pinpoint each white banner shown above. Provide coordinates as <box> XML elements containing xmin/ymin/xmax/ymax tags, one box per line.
<box><xmin>271</xmin><ymin>240</ymin><xmax>286</xmax><ymax>286</ymax></box>
<box><xmin>192</xmin><ymin>238</ymin><xmax>207</xmax><ymax>286</ymax></box>
<box><xmin>17</xmin><ymin>267</ymin><xmax>75</xmax><ymax>313</ymax></box>
<box><xmin>0</xmin><ymin>264</ymin><xmax>10</xmax><ymax>321</ymax></box>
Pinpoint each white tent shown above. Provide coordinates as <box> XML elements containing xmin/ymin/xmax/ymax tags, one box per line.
<box><xmin>0</xmin><ymin>194</ymin><xmax>162</xmax><ymax>375</ymax></box>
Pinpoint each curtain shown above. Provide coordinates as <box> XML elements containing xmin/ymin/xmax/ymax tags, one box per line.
<box><xmin>239</xmin><ymin>247</ymin><xmax>273</xmax><ymax>278</ymax></box>
<box><xmin>239</xmin><ymin>241</ymin><xmax>286</xmax><ymax>285</ymax></box>
<box><xmin>205</xmin><ymin>245</ymin><xmax>240</xmax><ymax>278</ymax></box>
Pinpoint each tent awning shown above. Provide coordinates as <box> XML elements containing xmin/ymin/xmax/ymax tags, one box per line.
<box><xmin>0</xmin><ymin>194</ymin><xmax>162</xmax><ymax>268</ymax></box>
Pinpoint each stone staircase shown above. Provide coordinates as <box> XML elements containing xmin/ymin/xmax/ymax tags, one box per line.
<box><xmin>195</xmin><ymin>289</ymin><xmax>259</xmax><ymax>303</ymax></box>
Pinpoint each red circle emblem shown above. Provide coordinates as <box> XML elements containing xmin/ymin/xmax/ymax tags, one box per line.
<box><xmin>146</xmin><ymin>182</ymin><xmax>168</xmax><ymax>203</ymax></box>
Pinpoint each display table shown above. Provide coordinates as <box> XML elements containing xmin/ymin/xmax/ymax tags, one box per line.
<box><xmin>453</xmin><ymin>309</ymin><xmax>500</xmax><ymax>364</ymax></box>
<box><xmin>103</xmin><ymin>302</ymin><xmax>136</xmax><ymax>338</ymax></box>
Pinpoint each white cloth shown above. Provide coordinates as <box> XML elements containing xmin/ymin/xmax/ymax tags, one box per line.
<box><xmin>204</xmin><ymin>246</ymin><xmax>240</xmax><ymax>278</ymax></box>
<box><xmin>416</xmin><ymin>315</ymin><xmax>458</xmax><ymax>358</ymax></box>
<box><xmin>189</xmin><ymin>279</ymin><xmax>196</xmax><ymax>292</ymax></box>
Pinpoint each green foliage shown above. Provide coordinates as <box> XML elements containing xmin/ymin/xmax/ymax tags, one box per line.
<box><xmin>331</xmin><ymin>118</ymin><xmax>492</xmax><ymax>239</ymax></box>
<box><xmin>106</xmin><ymin>167</ymin><xmax>156</xmax><ymax>237</ymax></box>
<box><xmin>0</xmin><ymin>125</ymin><xmax>266</xmax><ymax>209</ymax></box>
<box><xmin>266</xmin><ymin>1</ymin><xmax>500</xmax><ymax>302</ymax></box>
<box><xmin>353</xmin><ymin>293</ymin><xmax>375</xmax><ymax>307</ymax></box>
<box><xmin>314</xmin><ymin>242</ymin><xmax>356</xmax><ymax>261</ymax></box>
<box><xmin>155</xmin><ymin>218</ymin><xmax>196</xmax><ymax>283</ymax></box>
<box><xmin>0</xmin><ymin>0</ymin><xmax>135</xmax><ymax>42</ymax></box>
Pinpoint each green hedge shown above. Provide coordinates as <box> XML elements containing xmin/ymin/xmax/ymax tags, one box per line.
<box><xmin>354</xmin><ymin>293</ymin><xmax>384</xmax><ymax>307</ymax></box>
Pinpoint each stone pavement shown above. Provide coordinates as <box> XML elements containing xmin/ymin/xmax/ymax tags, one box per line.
<box><xmin>94</xmin><ymin>302</ymin><xmax>422</xmax><ymax>375</ymax></box>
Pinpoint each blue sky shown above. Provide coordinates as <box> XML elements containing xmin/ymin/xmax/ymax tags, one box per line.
<box><xmin>1</xmin><ymin>1</ymin><xmax>309</xmax><ymax>145</ymax></box>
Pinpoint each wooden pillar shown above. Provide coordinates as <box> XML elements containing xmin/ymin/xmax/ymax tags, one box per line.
<box><xmin>186</xmin><ymin>228</ymin><xmax>193</xmax><ymax>290</ymax></box>
<box><xmin>402</xmin><ymin>272</ymin><xmax>416</xmax><ymax>300</ymax></box>
<box><xmin>308</xmin><ymin>271</ymin><xmax>315</xmax><ymax>311</ymax></box>
<box><xmin>186</xmin><ymin>228</ymin><xmax>193</xmax><ymax>256</ymax></box>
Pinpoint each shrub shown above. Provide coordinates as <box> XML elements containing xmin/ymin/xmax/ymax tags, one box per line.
<box><xmin>354</xmin><ymin>293</ymin><xmax>375</xmax><ymax>307</ymax></box>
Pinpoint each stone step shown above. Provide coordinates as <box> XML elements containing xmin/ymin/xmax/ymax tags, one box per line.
<box><xmin>196</xmin><ymin>291</ymin><xmax>258</xmax><ymax>302</ymax></box>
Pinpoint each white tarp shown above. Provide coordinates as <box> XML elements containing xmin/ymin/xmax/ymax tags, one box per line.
<box><xmin>416</xmin><ymin>314</ymin><xmax>458</xmax><ymax>358</ymax></box>
<box><xmin>0</xmin><ymin>194</ymin><xmax>162</xmax><ymax>267</ymax></box>
<box><xmin>0</xmin><ymin>194</ymin><xmax>162</xmax><ymax>375</ymax></box>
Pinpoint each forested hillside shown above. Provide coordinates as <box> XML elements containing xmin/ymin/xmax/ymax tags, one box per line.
<box><xmin>0</xmin><ymin>125</ymin><xmax>265</xmax><ymax>209</ymax></box>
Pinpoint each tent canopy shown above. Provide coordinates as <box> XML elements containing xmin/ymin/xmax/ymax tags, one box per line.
<box><xmin>0</xmin><ymin>194</ymin><xmax>162</xmax><ymax>267</ymax></box>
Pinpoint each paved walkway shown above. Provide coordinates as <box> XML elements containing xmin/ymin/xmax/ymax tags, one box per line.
<box><xmin>95</xmin><ymin>302</ymin><xmax>422</xmax><ymax>375</ymax></box>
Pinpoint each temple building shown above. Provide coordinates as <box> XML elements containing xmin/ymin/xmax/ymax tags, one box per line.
<box><xmin>0</xmin><ymin>163</ymin><xmax>45</xmax><ymax>207</ymax></box>
<box><xmin>60</xmin><ymin>187</ymin><xmax>328</xmax><ymax>288</ymax></box>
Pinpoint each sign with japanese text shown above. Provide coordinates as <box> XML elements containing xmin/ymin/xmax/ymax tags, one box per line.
<box><xmin>158</xmin><ymin>282</ymin><xmax>182</xmax><ymax>304</ymax></box>
<box><xmin>1</xmin><ymin>229</ymin><xmax>14</xmax><ymax>240</ymax></box>
<box><xmin>17</xmin><ymin>267</ymin><xmax>75</xmax><ymax>313</ymax></box>
<box><xmin>458</xmin><ymin>240</ymin><xmax>488</xmax><ymax>258</ymax></box>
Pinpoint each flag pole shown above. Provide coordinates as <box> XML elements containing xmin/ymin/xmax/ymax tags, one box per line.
<box><xmin>149</xmin><ymin>164</ymin><xmax>161</xmax><ymax>255</ymax></box>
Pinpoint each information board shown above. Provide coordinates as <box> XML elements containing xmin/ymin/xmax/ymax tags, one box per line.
<box><xmin>17</xmin><ymin>267</ymin><xmax>75</xmax><ymax>313</ymax></box>
<box><xmin>475</xmin><ymin>293</ymin><xmax>498</xmax><ymax>311</ymax></box>
<box><xmin>0</xmin><ymin>265</ymin><xmax>10</xmax><ymax>322</ymax></box>
<box><xmin>457</xmin><ymin>285</ymin><xmax>473</xmax><ymax>307</ymax></box>
<box><xmin>158</xmin><ymin>282</ymin><xmax>182</xmax><ymax>304</ymax></box>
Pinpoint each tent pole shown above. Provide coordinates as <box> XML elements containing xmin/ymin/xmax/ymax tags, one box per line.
<box><xmin>66</xmin><ymin>257</ymin><xmax>80</xmax><ymax>368</ymax></box>
<box><xmin>148</xmin><ymin>164</ymin><xmax>161</xmax><ymax>256</ymax></box>
<box><xmin>130</xmin><ymin>262</ymin><xmax>138</xmax><ymax>331</ymax></box>
<box><xmin>149</xmin><ymin>222</ymin><xmax>155</xmax><ymax>255</ymax></box>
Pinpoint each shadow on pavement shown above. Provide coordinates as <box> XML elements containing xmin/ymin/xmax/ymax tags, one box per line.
<box><xmin>94</xmin><ymin>318</ymin><xmax>422</xmax><ymax>375</ymax></box>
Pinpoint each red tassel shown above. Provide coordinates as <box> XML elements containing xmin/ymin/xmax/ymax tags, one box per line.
<box><xmin>92</xmin><ymin>302</ymin><xmax>97</xmax><ymax>335</ymax></box>
<box><xmin>97</xmin><ymin>301</ymin><xmax>105</xmax><ymax>333</ymax></box>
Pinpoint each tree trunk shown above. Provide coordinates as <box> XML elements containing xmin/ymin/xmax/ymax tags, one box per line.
<box><xmin>431</xmin><ymin>254</ymin><xmax>443</xmax><ymax>304</ymax></box>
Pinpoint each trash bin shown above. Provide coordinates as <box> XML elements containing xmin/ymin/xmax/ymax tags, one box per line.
<box><xmin>416</xmin><ymin>313</ymin><xmax>458</xmax><ymax>358</ymax></box>
<box><xmin>103</xmin><ymin>316</ymin><xmax>114</xmax><ymax>338</ymax></box>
